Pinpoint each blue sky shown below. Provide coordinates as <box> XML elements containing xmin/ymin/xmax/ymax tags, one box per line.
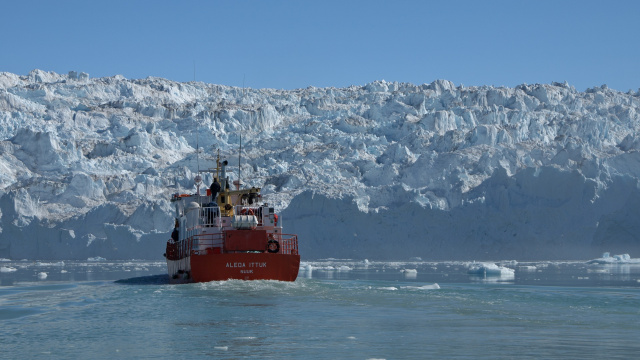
<box><xmin>1</xmin><ymin>0</ymin><xmax>638</xmax><ymax>91</ymax></box>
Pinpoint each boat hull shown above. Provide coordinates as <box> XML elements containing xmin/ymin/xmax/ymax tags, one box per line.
<box><xmin>189</xmin><ymin>252</ymin><xmax>300</xmax><ymax>282</ymax></box>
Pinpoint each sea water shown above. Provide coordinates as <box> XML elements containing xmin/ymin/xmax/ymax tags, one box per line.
<box><xmin>1</xmin><ymin>259</ymin><xmax>639</xmax><ymax>359</ymax></box>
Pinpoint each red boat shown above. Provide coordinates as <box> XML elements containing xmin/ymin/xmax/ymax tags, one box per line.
<box><xmin>164</xmin><ymin>155</ymin><xmax>300</xmax><ymax>283</ymax></box>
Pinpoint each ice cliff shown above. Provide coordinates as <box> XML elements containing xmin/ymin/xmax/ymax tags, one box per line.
<box><xmin>1</xmin><ymin>70</ymin><xmax>639</xmax><ymax>260</ymax></box>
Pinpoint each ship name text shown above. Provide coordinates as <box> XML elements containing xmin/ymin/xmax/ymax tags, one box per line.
<box><xmin>226</xmin><ymin>262</ymin><xmax>267</xmax><ymax>268</ymax></box>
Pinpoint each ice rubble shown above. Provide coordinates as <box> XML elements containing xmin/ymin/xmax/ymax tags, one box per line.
<box><xmin>1</xmin><ymin>70</ymin><xmax>640</xmax><ymax>260</ymax></box>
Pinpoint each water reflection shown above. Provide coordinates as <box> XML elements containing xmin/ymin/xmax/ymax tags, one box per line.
<box><xmin>468</xmin><ymin>273</ymin><xmax>515</xmax><ymax>283</ymax></box>
<box><xmin>588</xmin><ymin>263</ymin><xmax>640</xmax><ymax>282</ymax></box>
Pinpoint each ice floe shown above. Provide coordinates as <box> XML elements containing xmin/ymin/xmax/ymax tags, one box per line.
<box><xmin>467</xmin><ymin>262</ymin><xmax>515</xmax><ymax>277</ymax></box>
<box><xmin>587</xmin><ymin>252</ymin><xmax>640</xmax><ymax>264</ymax></box>
<box><xmin>1</xmin><ymin>266</ymin><xmax>18</xmax><ymax>273</ymax></box>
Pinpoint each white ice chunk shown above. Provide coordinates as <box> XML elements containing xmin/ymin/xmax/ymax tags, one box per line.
<box><xmin>402</xmin><ymin>283</ymin><xmax>440</xmax><ymax>290</ymax></box>
<box><xmin>587</xmin><ymin>252</ymin><xmax>640</xmax><ymax>264</ymax></box>
<box><xmin>519</xmin><ymin>265</ymin><xmax>537</xmax><ymax>272</ymax></box>
<box><xmin>467</xmin><ymin>262</ymin><xmax>515</xmax><ymax>276</ymax></box>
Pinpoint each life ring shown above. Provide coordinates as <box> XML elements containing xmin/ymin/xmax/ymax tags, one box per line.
<box><xmin>267</xmin><ymin>239</ymin><xmax>280</xmax><ymax>253</ymax></box>
<box><xmin>247</xmin><ymin>208</ymin><xmax>254</xmax><ymax>216</ymax></box>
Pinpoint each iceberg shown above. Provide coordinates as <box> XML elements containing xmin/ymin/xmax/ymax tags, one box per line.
<box><xmin>587</xmin><ymin>252</ymin><xmax>640</xmax><ymax>264</ymax></box>
<box><xmin>401</xmin><ymin>268</ymin><xmax>418</xmax><ymax>279</ymax></box>
<box><xmin>87</xmin><ymin>257</ymin><xmax>107</xmax><ymax>262</ymax></box>
<box><xmin>1</xmin><ymin>266</ymin><xmax>18</xmax><ymax>273</ymax></box>
<box><xmin>467</xmin><ymin>262</ymin><xmax>515</xmax><ymax>277</ymax></box>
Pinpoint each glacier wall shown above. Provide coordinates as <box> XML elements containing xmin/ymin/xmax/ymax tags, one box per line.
<box><xmin>1</xmin><ymin>70</ymin><xmax>639</xmax><ymax>260</ymax></box>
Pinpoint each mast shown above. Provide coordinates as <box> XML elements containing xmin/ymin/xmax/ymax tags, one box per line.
<box><xmin>196</xmin><ymin>128</ymin><xmax>200</xmax><ymax>173</ymax></box>
<box><xmin>194</xmin><ymin>115</ymin><xmax>203</xmax><ymax>202</ymax></box>
<box><xmin>194</xmin><ymin>129</ymin><xmax>202</xmax><ymax>202</ymax></box>
<box><xmin>216</xmin><ymin>149</ymin><xmax>220</xmax><ymax>181</ymax></box>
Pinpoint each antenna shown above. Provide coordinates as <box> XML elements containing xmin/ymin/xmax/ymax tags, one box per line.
<box><xmin>194</xmin><ymin>63</ymin><xmax>200</xmax><ymax>180</ymax></box>
<box><xmin>194</xmin><ymin>114</ymin><xmax>203</xmax><ymax>201</ymax></box>
<box><xmin>196</xmin><ymin>129</ymin><xmax>200</xmax><ymax>172</ymax></box>
<box><xmin>216</xmin><ymin>149</ymin><xmax>220</xmax><ymax>180</ymax></box>
<box><xmin>238</xmin><ymin>133</ymin><xmax>242</xmax><ymax>189</ymax></box>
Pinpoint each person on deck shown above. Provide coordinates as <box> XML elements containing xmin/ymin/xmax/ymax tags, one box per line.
<box><xmin>171</xmin><ymin>221</ymin><xmax>179</xmax><ymax>242</ymax></box>
<box><xmin>209</xmin><ymin>178</ymin><xmax>221</xmax><ymax>202</ymax></box>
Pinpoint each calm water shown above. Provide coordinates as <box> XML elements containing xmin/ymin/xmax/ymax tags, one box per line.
<box><xmin>1</xmin><ymin>259</ymin><xmax>639</xmax><ymax>359</ymax></box>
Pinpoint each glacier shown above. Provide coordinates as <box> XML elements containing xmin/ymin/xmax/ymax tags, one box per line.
<box><xmin>1</xmin><ymin>69</ymin><xmax>639</xmax><ymax>260</ymax></box>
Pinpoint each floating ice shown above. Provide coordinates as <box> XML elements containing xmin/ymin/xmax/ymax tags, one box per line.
<box><xmin>500</xmin><ymin>260</ymin><xmax>518</xmax><ymax>266</ymax></box>
<box><xmin>519</xmin><ymin>265</ymin><xmax>537</xmax><ymax>272</ymax></box>
<box><xmin>37</xmin><ymin>272</ymin><xmax>48</xmax><ymax>279</ymax></box>
<box><xmin>587</xmin><ymin>252</ymin><xmax>640</xmax><ymax>264</ymax></box>
<box><xmin>299</xmin><ymin>263</ymin><xmax>313</xmax><ymax>272</ymax></box>
<box><xmin>467</xmin><ymin>262</ymin><xmax>515</xmax><ymax>277</ymax></box>
<box><xmin>402</xmin><ymin>283</ymin><xmax>440</xmax><ymax>290</ymax></box>
<box><xmin>1</xmin><ymin>266</ymin><xmax>17</xmax><ymax>273</ymax></box>
<box><xmin>35</xmin><ymin>261</ymin><xmax>65</xmax><ymax>267</ymax></box>
<box><xmin>401</xmin><ymin>268</ymin><xmax>418</xmax><ymax>279</ymax></box>
<box><xmin>87</xmin><ymin>257</ymin><xmax>107</xmax><ymax>262</ymax></box>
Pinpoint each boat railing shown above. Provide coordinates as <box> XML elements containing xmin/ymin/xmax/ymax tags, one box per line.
<box><xmin>199</xmin><ymin>204</ymin><xmax>221</xmax><ymax>228</ymax></box>
<box><xmin>173</xmin><ymin>233</ymin><xmax>298</xmax><ymax>255</ymax></box>
<box><xmin>277</xmin><ymin>234</ymin><xmax>299</xmax><ymax>255</ymax></box>
<box><xmin>234</xmin><ymin>205</ymin><xmax>265</xmax><ymax>225</ymax></box>
<box><xmin>191</xmin><ymin>232</ymin><xmax>298</xmax><ymax>255</ymax></box>
<box><xmin>167</xmin><ymin>232</ymin><xmax>226</xmax><ymax>260</ymax></box>
<box><xmin>166</xmin><ymin>237</ymin><xmax>194</xmax><ymax>261</ymax></box>
<box><xmin>192</xmin><ymin>232</ymin><xmax>225</xmax><ymax>248</ymax></box>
